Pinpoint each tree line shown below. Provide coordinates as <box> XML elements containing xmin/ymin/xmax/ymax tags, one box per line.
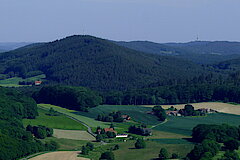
<box><xmin>0</xmin><ymin>87</ymin><xmax>58</xmax><ymax>160</ymax></box>
<box><xmin>33</xmin><ymin>85</ymin><xmax>102</xmax><ymax>112</ymax></box>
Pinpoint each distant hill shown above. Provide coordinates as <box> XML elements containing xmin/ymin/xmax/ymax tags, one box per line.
<box><xmin>165</xmin><ymin>41</ymin><xmax>240</xmax><ymax>55</ymax></box>
<box><xmin>115</xmin><ymin>41</ymin><xmax>240</xmax><ymax>64</ymax></box>
<box><xmin>0</xmin><ymin>35</ymin><xmax>206</xmax><ymax>91</ymax></box>
<box><xmin>0</xmin><ymin>42</ymin><xmax>32</xmax><ymax>52</ymax></box>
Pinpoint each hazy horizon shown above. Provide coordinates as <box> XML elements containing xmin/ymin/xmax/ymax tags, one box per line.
<box><xmin>1</xmin><ymin>0</ymin><xmax>240</xmax><ymax>43</ymax></box>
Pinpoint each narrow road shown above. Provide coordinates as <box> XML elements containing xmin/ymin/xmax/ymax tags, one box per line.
<box><xmin>38</xmin><ymin>106</ymin><xmax>96</xmax><ymax>137</ymax></box>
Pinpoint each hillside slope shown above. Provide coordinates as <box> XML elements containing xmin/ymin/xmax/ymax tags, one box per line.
<box><xmin>0</xmin><ymin>35</ymin><xmax>205</xmax><ymax>91</ymax></box>
<box><xmin>116</xmin><ymin>41</ymin><xmax>240</xmax><ymax>64</ymax></box>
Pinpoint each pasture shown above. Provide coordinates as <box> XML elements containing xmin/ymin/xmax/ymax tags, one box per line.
<box><xmin>38</xmin><ymin>104</ymin><xmax>109</xmax><ymax>128</ymax></box>
<box><xmin>23</xmin><ymin>108</ymin><xmax>87</xmax><ymax>130</ymax></box>
<box><xmin>42</xmin><ymin>137</ymin><xmax>87</xmax><ymax>151</ymax></box>
<box><xmin>113</xmin><ymin>141</ymin><xmax>194</xmax><ymax>160</ymax></box>
<box><xmin>53</xmin><ymin>129</ymin><xmax>95</xmax><ymax>141</ymax></box>
<box><xmin>0</xmin><ymin>74</ymin><xmax>45</xmax><ymax>87</ymax></box>
<box><xmin>153</xmin><ymin>113</ymin><xmax>240</xmax><ymax>136</ymax></box>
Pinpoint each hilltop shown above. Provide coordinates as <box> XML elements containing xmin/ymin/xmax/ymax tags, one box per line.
<box><xmin>0</xmin><ymin>35</ymin><xmax>205</xmax><ymax>91</ymax></box>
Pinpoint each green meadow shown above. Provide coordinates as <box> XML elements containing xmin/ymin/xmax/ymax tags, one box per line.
<box><xmin>153</xmin><ymin>113</ymin><xmax>240</xmax><ymax>136</ymax></box>
<box><xmin>23</xmin><ymin>108</ymin><xmax>87</xmax><ymax>130</ymax></box>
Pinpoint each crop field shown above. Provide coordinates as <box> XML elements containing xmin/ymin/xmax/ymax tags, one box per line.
<box><xmin>23</xmin><ymin>108</ymin><xmax>87</xmax><ymax>130</ymax></box>
<box><xmin>77</xmin><ymin>105</ymin><xmax>159</xmax><ymax>125</ymax></box>
<box><xmin>143</xmin><ymin>102</ymin><xmax>240</xmax><ymax>115</ymax></box>
<box><xmin>0</xmin><ymin>74</ymin><xmax>45</xmax><ymax>87</ymax></box>
<box><xmin>29</xmin><ymin>151</ymin><xmax>90</xmax><ymax>160</ymax></box>
<box><xmin>153</xmin><ymin>113</ymin><xmax>240</xmax><ymax>136</ymax></box>
<box><xmin>38</xmin><ymin>104</ymin><xmax>109</xmax><ymax>128</ymax></box>
<box><xmin>113</xmin><ymin>141</ymin><xmax>194</xmax><ymax>160</ymax></box>
<box><xmin>53</xmin><ymin>129</ymin><xmax>95</xmax><ymax>141</ymax></box>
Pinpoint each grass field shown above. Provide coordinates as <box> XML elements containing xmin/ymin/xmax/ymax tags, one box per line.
<box><xmin>148</xmin><ymin>130</ymin><xmax>191</xmax><ymax>139</ymax></box>
<box><xmin>42</xmin><ymin>137</ymin><xmax>88</xmax><ymax>151</ymax></box>
<box><xmin>0</xmin><ymin>74</ymin><xmax>45</xmax><ymax>87</ymax></box>
<box><xmin>53</xmin><ymin>129</ymin><xmax>95</xmax><ymax>141</ymax></box>
<box><xmin>113</xmin><ymin>141</ymin><xmax>194</xmax><ymax>160</ymax></box>
<box><xmin>153</xmin><ymin>113</ymin><xmax>240</xmax><ymax>136</ymax></box>
<box><xmin>142</xmin><ymin>102</ymin><xmax>240</xmax><ymax>115</ymax></box>
<box><xmin>23</xmin><ymin>108</ymin><xmax>87</xmax><ymax>130</ymax></box>
<box><xmin>29</xmin><ymin>151</ymin><xmax>90</xmax><ymax>160</ymax></box>
<box><xmin>77</xmin><ymin>105</ymin><xmax>159</xmax><ymax>125</ymax></box>
<box><xmin>38</xmin><ymin>104</ymin><xmax>109</xmax><ymax>128</ymax></box>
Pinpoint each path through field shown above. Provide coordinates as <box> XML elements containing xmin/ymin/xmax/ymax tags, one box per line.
<box><xmin>29</xmin><ymin>151</ymin><xmax>89</xmax><ymax>160</ymax></box>
<box><xmin>142</xmin><ymin>102</ymin><xmax>240</xmax><ymax>115</ymax></box>
<box><xmin>53</xmin><ymin>129</ymin><xmax>95</xmax><ymax>141</ymax></box>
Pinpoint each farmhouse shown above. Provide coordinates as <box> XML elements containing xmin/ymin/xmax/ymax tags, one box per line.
<box><xmin>34</xmin><ymin>81</ymin><xmax>42</xmax><ymax>86</ymax></box>
<box><xmin>104</xmin><ymin>128</ymin><xmax>117</xmax><ymax>134</ymax></box>
<box><xmin>198</xmin><ymin>108</ymin><xmax>218</xmax><ymax>113</ymax></box>
<box><xmin>166</xmin><ymin>110</ymin><xmax>181</xmax><ymax>116</ymax></box>
<box><xmin>121</xmin><ymin>114</ymin><xmax>131</xmax><ymax>121</ymax></box>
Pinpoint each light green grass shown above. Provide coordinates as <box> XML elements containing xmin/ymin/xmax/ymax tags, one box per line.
<box><xmin>0</xmin><ymin>74</ymin><xmax>45</xmax><ymax>87</ymax></box>
<box><xmin>41</xmin><ymin>137</ymin><xmax>88</xmax><ymax>151</ymax></box>
<box><xmin>38</xmin><ymin>104</ymin><xmax>109</xmax><ymax>128</ymax></box>
<box><xmin>23</xmin><ymin>108</ymin><xmax>87</xmax><ymax>130</ymax></box>
<box><xmin>153</xmin><ymin>113</ymin><xmax>240</xmax><ymax>136</ymax></box>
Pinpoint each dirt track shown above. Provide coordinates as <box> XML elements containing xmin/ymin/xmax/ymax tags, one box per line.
<box><xmin>142</xmin><ymin>102</ymin><xmax>240</xmax><ymax>115</ymax></box>
<box><xmin>29</xmin><ymin>151</ymin><xmax>89</xmax><ymax>160</ymax></box>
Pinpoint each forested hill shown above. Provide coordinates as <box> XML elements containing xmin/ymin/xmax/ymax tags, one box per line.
<box><xmin>166</xmin><ymin>41</ymin><xmax>240</xmax><ymax>55</ymax></box>
<box><xmin>115</xmin><ymin>41</ymin><xmax>240</xmax><ymax>64</ymax></box>
<box><xmin>0</xmin><ymin>35</ymin><xmax>205</xmax><ymax>91</ymax></box>
<box><xmin>0</xmin><ymin>42</ymin><xmax>32</xmax><ymax>53</ymax></box>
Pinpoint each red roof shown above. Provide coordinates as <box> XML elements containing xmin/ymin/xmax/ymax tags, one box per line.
<box><xmin>104</xmin><ymin>128</ymin><xmax>117</xmax><ymax>134</ymax></box>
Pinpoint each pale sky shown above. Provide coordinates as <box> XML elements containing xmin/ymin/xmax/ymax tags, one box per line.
<box><xmin>0</xmin><ymin>0</ymin><xmax>240</xmax><ymax>43</ymax></box>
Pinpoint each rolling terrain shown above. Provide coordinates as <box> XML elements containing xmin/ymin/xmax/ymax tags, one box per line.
<box><xmin>116</xmin><ymin>40</ymin><xmax>240</xmax><ymax>64</ymax></box>
<box><xmin>0</xmin><ymin>35</ymin><xmax>206</xmax><ymax>91</ymax></box>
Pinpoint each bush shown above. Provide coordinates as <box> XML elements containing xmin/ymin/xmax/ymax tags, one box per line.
<box><xmin>224</xmin><ymin>139</ymin><xmax>239</xmax><ymax>151</ymax></box>
<box><xmin>159</xmin><ymin>148</ymin><xmax>168</xmax><ymax>160</ymax></box>
<box><xmin>45</xmin><ymin>141</ymin><xmax>59</xmax><ymax>151</ymax></box>
<box><xmin>135</xmin><ymin>139</ymin><xmax>146</xmax><ymax>149</ymax></box>
<box><xmin>171</xmin><ymin>153</ymin><xmax>179</xmax><ymax>159</ymax></box>
<box><xmin>99</xmin><ymin>151</ymin><xmax>115</xmax><ymax>160</ymax></box>
<box><xmin>86</xmin><ymin>142</ymin><xmax>94</xmax><ymax>151</ymax></box>
<box><xmin>113</xmin><ymin>144</ymin><xmax>119</xmax><ymax>150</ymax></box>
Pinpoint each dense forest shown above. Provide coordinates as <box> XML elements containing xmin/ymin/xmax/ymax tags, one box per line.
<box><xmin>0</xmin><ymin>87</ymin><xmax>57</xmax><ymax>160</ymax></box>
<box><xmin>0</xmin><ymin>35</ymin><xmax>207</xmax><ymax>91</ymax></box>
<box><xmin>187</xmin><ymin>124</ymin><xmax>240</xmax><ymax>160</ymax></box>
<box><xmin>33</xmin><ymin>85</ymin><xmax>102</xmax><ymax>111</ymax></box>
<box><xmin>103</xmin><ymin>72</ymin><xmax>240</xmax><ymax>105</ymax></box>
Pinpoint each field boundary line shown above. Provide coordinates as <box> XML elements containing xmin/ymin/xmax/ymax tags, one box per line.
<box><xmin>38</xmin><ymin>105</ymin><xmax>96</xmax><ymax>137</ymax></box>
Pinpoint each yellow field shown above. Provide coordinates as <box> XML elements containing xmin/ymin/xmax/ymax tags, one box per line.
<box><xmin>53</xmin><ymin>129</ymin><xmax>95</xmax><ymax>141</ymax></box>
<box><xmin>142</xmin><ymin>102</ymin><xmax>240</xmax><ymax>115</ymax></box>
<box><xmin>29</xmin><ymin>151</ymin><xmax>89</xmax><ymax>160</ymax></box>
